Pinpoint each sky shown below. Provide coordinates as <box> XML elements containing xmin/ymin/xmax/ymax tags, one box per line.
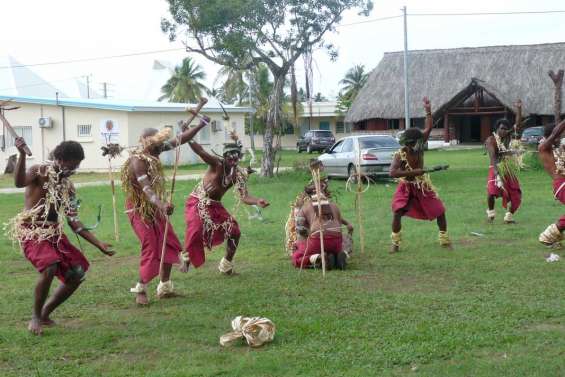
<box><xmin>0</xmin><ymin>0</ymin><xmax>564</xmax><ymax>101</ymax></box>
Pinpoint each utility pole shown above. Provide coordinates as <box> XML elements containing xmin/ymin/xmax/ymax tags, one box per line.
<box><xmin>402</xmin><ymin>6</ymin><xmax>410</xmax><ymax>129</ymax></box>
<box><xmin>86</xmin><ymin>75</ymin><xmax>90</xmax><ymax>99</ymax></box>
<box><xmin>100</xmin><ymin>82</ymin><xmax>113</xmax><ymax>99</ymax></box>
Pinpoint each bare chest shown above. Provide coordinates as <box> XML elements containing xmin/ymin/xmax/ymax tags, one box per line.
<box><xmin>202</xmin><ymin>171</ymin><xmax>235</xmax><ymax>199</ymax></box>
<box><xmin>403</xmin><ymin>152</ymin><xmax>423</xmax><ymax>169</ymax></box>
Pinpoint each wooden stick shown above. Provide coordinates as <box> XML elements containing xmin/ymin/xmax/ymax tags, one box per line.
<box><xmin>187</xmin><ymin>110</ymin><xmax>211</xmax><ymax>125</ymax></box>
<box><xmin>549</xmin><ymin>70</ymin><xmax>564</xmax><ymax>123</ymax></box>
<box><xmin>159</xmin><ymin>97</ymin><xmax>208</xmax><ymax>277</ymax></box>
<box><xmin>183</xmin><ymin>97</ymin><xmax>210</xmax><ymax>128</ymax></box>
<box><xmin>0</xmin><ymin>111</ymin><xmax>32</xmax><ymax>156</ymax></box>
<box><xmin>311</xmin><ymin>168</ymin><xmax>326</xmax><ymax>277</ymax></box>
<box><xmin>107</xmin><ymin>156</ymin><xmax>119</xmax><ymax>241</ymax></box>
<box><xmin>102</xmin><ymin>133</ymin><xmax>120</xmax><ymax>241</ymax></box>
<box><xmin>355</xmin><ymin>150</ymin><xmax>366</xmax><ymax>255</ymax></box>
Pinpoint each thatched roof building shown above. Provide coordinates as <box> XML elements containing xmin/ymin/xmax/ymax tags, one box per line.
<box><xmin>346</xmin><ymin>42</ymin><xmax>565</xmax><ymax>142</ymax></box>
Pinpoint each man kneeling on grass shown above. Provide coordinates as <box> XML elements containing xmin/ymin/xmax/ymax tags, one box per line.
<box><xmin>6</xmin><ymin>138</ymin><xmax>114</xmax><ymax>335</ymax></box>
<box><xmin>292</xmin><ymin>163</ymin><xmax>354</xmax><ymax>270</ymax></box>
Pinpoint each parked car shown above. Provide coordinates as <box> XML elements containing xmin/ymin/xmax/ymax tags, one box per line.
<box><xmin>318</xmin><ymin>134</ymin><xmax>401</xmax><ymax>179</ymax></box>
<box><xmin>520</xmin><ymin>126</ymin><xmax>544</xmax><ymax>146</ymax></box>
<box><xmin>297</xmin><ymin>130</ymin><xmax>336</xmax><ymax>153</ymax></box>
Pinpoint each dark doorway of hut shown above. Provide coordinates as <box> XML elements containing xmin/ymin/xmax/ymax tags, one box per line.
<box><xmin>454</xmin><ymin>115</ymin><xmax>482</xmax><ymax>143</ymax></box>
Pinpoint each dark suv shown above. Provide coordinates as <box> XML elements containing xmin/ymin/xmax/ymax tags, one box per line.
<box><xmin>520</xmin><ymin>126</ymin><xmax>544</xmax><ymax>146</ymax></box>
<box><xmin>297</xmin><ymin>130</ymin><xmax>336</xmax><ymax>153</ymax></box>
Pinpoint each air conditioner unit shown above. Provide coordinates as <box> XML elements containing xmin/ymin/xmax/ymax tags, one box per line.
<box><xmin>38</xmin><ymin>117</ymin><xmax>52</xmax><ymax>128</ymax></box>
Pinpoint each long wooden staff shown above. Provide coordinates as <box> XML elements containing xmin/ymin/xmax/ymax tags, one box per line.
<box><xmin>549</xmin><ymin>70</ymin><xmax>564</xmax><ymax>123</ymax></box>
<box><xmin>310</xmin><ymin>166</ymin><xmax>326</xmax><ymax>277</ymax></box>
<box><xmin>158</xmin><ymin>97</ymin><xmax>208</xmax><ymax>277</ymax></box>
<box><xmin>355</xmin><ymin>150</ymin><xmax>366</xmax><ymax>255</ymax></box>
<box><xmin>102</xmin><ymin>135</ymin><xmax>120</xmax><ymax>241</ymax></box>
<box><xmin>108</xmin><ymin>158</ymin><xmax>119</xmax><ymax>241</ymax></box>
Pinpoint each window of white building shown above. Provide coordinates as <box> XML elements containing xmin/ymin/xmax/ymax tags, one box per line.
<box><xmin>199</xmin><ymin>122</ymin><xmax>211</xmax><ymax>144</ymax></box>
<box><xmin>77</xmin><ymin>124</ymin><xmax>92</xmax><ymax>137</ymax></box>
<box><xmin>5</xmin><ymin>126</ymin><xmax>32</xmax><ymax>148</ymax></box>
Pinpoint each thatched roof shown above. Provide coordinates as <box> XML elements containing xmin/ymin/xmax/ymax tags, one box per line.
<box><xmin>346</xmin><ymin>42</ymin><xmax>565</xmax><ymax>123</ymax></box>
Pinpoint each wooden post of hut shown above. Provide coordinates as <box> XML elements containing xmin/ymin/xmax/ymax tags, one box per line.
<box><xmin>548</xmin><ymin>69</ymin><xmax>564</xmax><ymax>123</ymax></box>
<box><xmin>443</xmin><ymin>113</ymin><xmax>449</xmax><ymax>143</ymax></box>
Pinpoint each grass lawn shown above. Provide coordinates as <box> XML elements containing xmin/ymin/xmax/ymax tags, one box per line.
<box><xmin>0</xmin><ymin>149</ymin><xmax>304</xmax><ymax>188</ymax></box>
<box><xmin>1</xmin><ymin>149</ymin><xmax>564</xmax><ymax>376</ymax></box>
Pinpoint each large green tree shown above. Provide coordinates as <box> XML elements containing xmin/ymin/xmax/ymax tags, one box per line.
<box><xmin>161</xmin><ymin>0</ymin><xmax>373</xmax><ymax>176</ymax></box>
<box><xmin>159</xmin><ymin>57</ymin><xmax>208</xmax><ymax>102</ymax></box>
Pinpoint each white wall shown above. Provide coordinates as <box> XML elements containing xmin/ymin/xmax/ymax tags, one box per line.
<box><xmin>127</xmin><ymin>112</ymin><xmax>246</xmax><ymax>166</ymax></box>
<box><xmin>0</xmin><ymin>101</ymin><xmax>247</xmax><ymax>172</ymax></box>
<box><xmin>1</xmin><ymin>103</ymin><xmax>65</xmax><ymax>171</ymax></box>
<box><xmin>0</xmin><ymin>103</ymin><xmax>130</xmax><ymax>172</ymax></box>
<box><xmin>65</xmin><ymin>107</ymin><xmax>130</xmax><ymax>171</ymax></box>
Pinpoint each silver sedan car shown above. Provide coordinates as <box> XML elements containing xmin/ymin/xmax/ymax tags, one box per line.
<box><xmin>317</xmin><ymin>134</ymin><xmax>400</xmax><ymax>179</ymax></box>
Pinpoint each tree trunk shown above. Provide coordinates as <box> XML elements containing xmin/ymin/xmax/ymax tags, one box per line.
<box><xmin>261</xmin><ymin>72</ymin><xmax>285</xmax><ymax>177</ymax></box>
<box><xmin>249</xmin><ymin>115</ymin><xmax>255</xmax><ymax>150</ymax></box>
<box><xmin>549</xmin><ymin>69</ymin><xmax>564</xmax><ymax>123</ymax></box>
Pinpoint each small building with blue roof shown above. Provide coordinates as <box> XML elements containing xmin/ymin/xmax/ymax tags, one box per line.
<box><xmin>0</xmin><ymin>95</ymin><xmax>253</xmax><ymax>171</ymax></box>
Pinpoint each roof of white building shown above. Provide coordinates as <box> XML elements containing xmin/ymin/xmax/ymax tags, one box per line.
<box><xmin>0</xmin><ymin>94</ymin><xmax>254</xmax><ymax>114</ymax></box>
<box><xmin>300</xmin><ymin>101</ymin><xmax>340</xmax><ymax>118</ymax></box>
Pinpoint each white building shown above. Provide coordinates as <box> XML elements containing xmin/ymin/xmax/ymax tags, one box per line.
<box><xmin>0</xmin><ymin>95</ymin><xmax>252</xmax><ymax>172</ymax></box>
<box><xmin>242</xmin><ymin>101</ymin><xmax>347</xmax><ymax>150</ymax></box>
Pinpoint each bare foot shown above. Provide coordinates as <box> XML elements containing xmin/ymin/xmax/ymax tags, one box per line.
<box><xmin>390</xmin><ymin>245</ymin><xmax>400</xmax><ymax>254</ymax></box>
<box><xmin>136</xmin><ymin>292</ymin><xmax>149</xmax><ymax>306</ymax></box>
<box><xmin>28</xmin><ymin>318</ymin><xmax>43</xmax><ymax>336</ymax></box>
<box><xmin>40</xmin><ymin>317</ymin><xmax>56</xmax><ymax>327</ymax></box>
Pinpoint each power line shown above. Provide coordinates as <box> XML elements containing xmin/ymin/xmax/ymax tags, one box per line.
<box><xmin>338</xmin><ymin>15</ymin><xmax>402</xmax><ymax>27</ymax></box>
<box><xmin>409</xmin><ymin>10</ymin><xmax>565</xmax><ymax>17</ymax></box>
<box><xmin>0</xmin><ymin>9</ymin><xmax>562</xmax><ymax>71</ymax></box>
<box><xmin>0</xmin><ymin>47</ymin><xmax>185</xmax><ymax>70</ymax></box>
<box><xmin>0</xmin><ymin>76</ymin><xmax>82</xmax><ymax>92</ymax></box>
<box><xmin>337</xmin><ymin>9</ymin><xmax>565</xmax><ymax>28</ymax></box>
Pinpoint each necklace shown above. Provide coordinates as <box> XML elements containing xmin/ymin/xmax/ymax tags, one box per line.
<box><xmin>553</xmin><ymin>147</ymin><xmax>565</xmax><ymax>176</ymax></box>
<box><xmin>493</xmin><ymin>132</ymin><xmax>509</xmax><ymax>153</ymax></box>
<box><xmin>222</xmin><ymin>162</ymin><xmax>235</xmax><ymax>188</ymax></box>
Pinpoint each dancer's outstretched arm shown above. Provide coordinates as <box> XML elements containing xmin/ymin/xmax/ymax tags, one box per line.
<box><xmin>187</xmin><ymin>140</ymin><xmax>222</xmax><ymax>167</ymax></box>
<box><xmin>165</xmin><ymin>116</ymin><xmax>211</xmax><ymax>150</ymax></box>
<box><xmin>539</xmin><ymin>119</ymin><xmax>565</xmax><ymax>153</ymax></box>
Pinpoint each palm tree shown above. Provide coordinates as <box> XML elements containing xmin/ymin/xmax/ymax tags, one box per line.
<box><xmin>314</xmin><ymin>92</ymin><xmax>327</xmax><ymax>102</ymax></box>
<box><xmin>214</xmin><ymin>66</ymin><xmax>249</xmax><ymax>105</ymax></box>
<box><xmin>207</xmin><ymin>87</ymin><xmax>220</xmax><ymax>98</ymax></box>
<box><xmin>253</xmin><ymin>64</ymin><xmax>273</xmax><ymax>122</ymax></box>
<box><xmin>339</xmin><ymin>64</ymin><xmax>368</xmax><ymax>101</ymax></box>
<box><xmin>336</xmin><ymin>64</ymin><xmax>368</xmax><ymax>114</ymax></box>
<box><xmin>159</xmin><ymin>57</ymin><xmax>208</xmax><ymax>102</ymax></box>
